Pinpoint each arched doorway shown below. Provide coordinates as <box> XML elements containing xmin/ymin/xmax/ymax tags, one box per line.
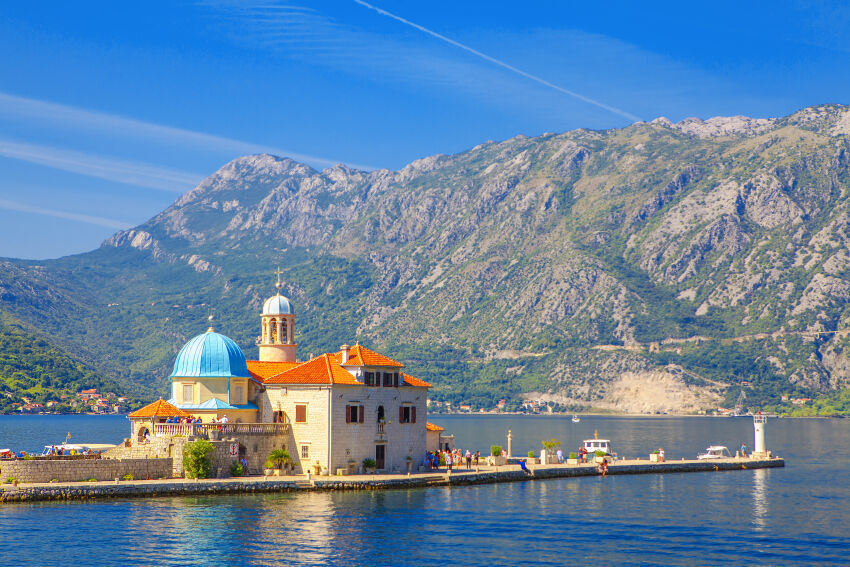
<box><xmin>137</xmin><ymin>427</ymin><xmax>150</xmax><ymax>443</ymax></box>
<box><xmin>377</xmin><ymin>405</ymin><xmax>385</xmax><ymax>422</ymax></box>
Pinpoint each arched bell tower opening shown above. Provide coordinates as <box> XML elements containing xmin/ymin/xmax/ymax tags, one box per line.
<box><xmin>257</xmin><ymin>268</ymin><xmax>297</xmax><ymax>362</ymax></box>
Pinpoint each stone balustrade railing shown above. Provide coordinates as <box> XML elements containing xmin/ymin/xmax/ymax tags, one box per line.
<box><xmin>153</xmin><ymin>422</ymin><xmax>290</xmax><ymax>437</ymax></box>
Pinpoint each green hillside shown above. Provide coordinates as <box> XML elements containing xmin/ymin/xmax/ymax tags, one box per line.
<box><xmin>3</xmin><ymin>105</ymin><xmax>850</xmax><ymax>415</ymax></box>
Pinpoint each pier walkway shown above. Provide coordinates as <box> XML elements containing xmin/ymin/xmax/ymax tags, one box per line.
<box><xmin>0</xmin><ymin>456</ymin><xmax>784</xmax><ymax>503</ymax></box>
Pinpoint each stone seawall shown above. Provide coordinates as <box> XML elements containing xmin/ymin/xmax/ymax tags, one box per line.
<box><xmin>0</xmin><ymin>457</ymin><xmax>784</xmax><ymax>503</ymax></box>
<box><xmin>0</xmin><ymin>458</ymin><xmax>173</xmax><ymax>484</ymax></box>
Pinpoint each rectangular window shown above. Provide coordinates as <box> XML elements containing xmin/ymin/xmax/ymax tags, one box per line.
<box><xmin>301</xmin><ymin>445</ymin><xmax>309</xmax><ymax>459</ymax></box>
<box><xmin>399</xmin><ymin>405</ymin><xmax>412</xmax><ymax>423</ymax></box>
<box><xmin>393</xmin><ymin>373</ymin><xmax>399</xmax><ymax>387</ymax></box>
<box><xmin>295</xmin><ymin>404</ymin><xmax>307</xmax><ymax>423</ymax></box>
<box><xmin>233</xmin><ymin>386</ymin><xmax>244</xmax><ymax>404</ymax></box>
<box><xmin>365</xmin><ymin>372</ymin><xmax>375</xmax><ymax>386</ymax></box>
<box><xmin>182</xmin><ymin>384</ymin><xmax>193</xmax><ymax>404</ymax></box>
<box><xmin>346</xmin><ymin>404</ymin><xmax>366</xmax><ymax>423</ymax></box>
<box><xmin>383</xmin><ymin>372</ymin><xmax>392</xmax><ymax>387</ymax></box>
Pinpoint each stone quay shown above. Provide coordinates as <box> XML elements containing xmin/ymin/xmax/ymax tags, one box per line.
<box><xmin>0</xmin><ymin>455</ymin><xmax>784</xmax><ymax>503</ymax></box>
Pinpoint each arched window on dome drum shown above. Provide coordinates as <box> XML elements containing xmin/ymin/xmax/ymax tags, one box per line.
<box><xmin>269</xmin><ymin>318</ymin><xmax>278</xmax><ymax>343</ymax></box>
<box><xmin>262</xmin><ymin>320</ymin><xmax>268</xmax><ymax>343</ymax></box>
<box><xmin>282</xmin><ymin>318</ymin><xmax>288</xmax><ymax>344</ymax></box>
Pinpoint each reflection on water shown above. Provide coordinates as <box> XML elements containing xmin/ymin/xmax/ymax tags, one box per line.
<box><xmin>752</xmin><ymin>468</ymin><xmax>768</xmax><ymax>531</ymax></box>
<box><xmin>1</xmin><ymin>415</ymin><xmax>849</xmax><ymax>566</ymax></box>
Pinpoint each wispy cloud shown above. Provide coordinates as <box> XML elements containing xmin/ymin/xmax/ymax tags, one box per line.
<box><xmin>0</xmin><ymin>91</ymin><xmax>375</xmax><ymax>171</ymax></box>
<box><xmin>353</xmin><ymin>1</ymin><xmax>641</xmax><ymax>122</ymax></box>
<box><xmin>0</xmin><ymin>138</ymin><xmax>203</xmax><ymax>193</ymax></box>
<box><xmin>0</xmin><ymin>198</ymin><xmax>131</xmax><ymax>229</ymax></box>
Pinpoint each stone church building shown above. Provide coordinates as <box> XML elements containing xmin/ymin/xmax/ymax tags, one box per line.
<box><xmin>130</xmin><ymin>274</ymin><xmax>431</xmax><ymax>475</ymax></box>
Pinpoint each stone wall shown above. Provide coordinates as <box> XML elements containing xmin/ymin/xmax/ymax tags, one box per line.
<box><xmin>0</xmin><ymin>457</ymin><xmax>173</xmax><ymax>484</ymax></box>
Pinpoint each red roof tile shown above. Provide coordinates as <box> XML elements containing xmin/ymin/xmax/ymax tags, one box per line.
<box><xmin>247</xmin><ymin>360</ymin><xmax>300</xmax><ymax>383</ymax></box>
<box><xmin>335</xmin><ymin>344</ymin><xmax>404</xmax><ymax>368</ymax></box>
<box><xmin>128</xmin><ymin>399</ymin><xmax>189</xmax><ymax>418</ymax></box>
<box><xmin>265</xmin><ymin>353</ymin><xmax>360</xmax><ymax>385</ymax></box>
<box><xmin>402</xmin><ymin>373</ymin><xmax>431</xmax><ymax>388</ymax></box>
<box><xmin>426</xmin><ymin>422</ymin><xmax>444</xmax><ymax>431</ymax></box>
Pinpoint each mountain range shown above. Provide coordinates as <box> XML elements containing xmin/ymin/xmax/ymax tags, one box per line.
<box><xmin>4</xmin><ymin>103</ymin><xmax>850</xmax><ymax>415</ymax></box>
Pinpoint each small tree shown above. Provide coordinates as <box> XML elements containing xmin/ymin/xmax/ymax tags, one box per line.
<box><xmin>490</xmin><ymin>445</ymin><xmax>502</xmax><ymax>457</ymax></box>
<box><xmin>541</xmin><ymin>439</ymin><xmax>561</xmax><ymax>453</ymax></box>
<box><xmin>528</xmin><ymin>450</ymin><xmax>535</xmax><ymax>458</ymax></box>
<box><xmin>183</xmin><ymin>439</ymin><xmax>214</xmax><ymax>479</ymax></box>
<box><xmin>267</xmin><ymin>449</ymin><xmax>292</xmax><ymax>469</ymax></box>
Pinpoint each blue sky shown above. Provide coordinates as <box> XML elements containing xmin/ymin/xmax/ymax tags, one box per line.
<box><xmin>1</xmin><ymin>1</ymin><xmax>849</xmax><ymax>259</ymax></box>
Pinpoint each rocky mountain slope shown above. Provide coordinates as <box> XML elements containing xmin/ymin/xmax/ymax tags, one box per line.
<box><xmin>3</xmin><ymin>104</ymin><xmax>850</xmax><ymax>414</ymax></box>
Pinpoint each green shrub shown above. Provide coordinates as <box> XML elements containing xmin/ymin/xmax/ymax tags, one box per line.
<box><xmin>541</xmin><ymin>439</ymin><xmax>561</xmax><ymax>452</ymax></box>
<box><xmin>22</xmin><ymin>455</ymin><xmax>34</xmax><ymax>460</ymax></box>
<box><xmin>121</xmin><ymin>473</ymin><xmax>134</xmax><ymax>481</ymax></box>
<box><xmin>231</xmin><ymin>462</ymin><xmax>244</xmax><ymax>477</ymax></box>
<box><xmin>362</xmin><ymin>457</ymin><xmax>377</xmax><ymax>469</ymax></box>
<box><xmin>594</xmin><ymin>450</ymin><xmax>607</xmax><ymax>457</ymax></box>
<box><xmin>267</xmin><ymin>449</ymin><xmax>291</xmax><ymax>469</ymax></box>
<box><xmin>183</xmin><ymin>439</ymin><xmax>215</xmax><ymax>479</ymax></box>
<box><xmin>527</xmin><ymin>450</ymin><xmax>535</xmax><ymax>458</ymax></box>
<box><xmin>83</xmin><ymin>478</ymin><xmax>97</xmax><ymax>482</ymax></box>
<box><xmin>569</xmin><ymin>452</ymin><xmax>577</xmax><ymax>459</ymax></box>
<box><xmin>5</xmin><ymin>477</ymin><xmax>16</xmax><ymax>484</ymax></box>
<box><xmin>490</xmin><ymin>445</ymin><xmax>502</xmax><ymax>457</ymax></box>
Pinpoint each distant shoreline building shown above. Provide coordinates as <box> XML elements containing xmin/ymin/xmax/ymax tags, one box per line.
<box><xmin>128</xmin><ymin>272</ymin><xmax>432</xmax><ymax>475</ymax></box>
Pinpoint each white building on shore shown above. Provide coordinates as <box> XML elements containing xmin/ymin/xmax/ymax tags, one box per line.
<box><xmin>132</xmin><ymin>273</ymin><xmax>431</xmax><ymax>475</ymax></box>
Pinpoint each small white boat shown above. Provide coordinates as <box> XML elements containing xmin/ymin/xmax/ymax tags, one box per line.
<box><xmin>571</xmin><ymin>415</ymin><xmax>580</xmax><ymax>423</ymax></box>
<box><xmin>582</xmin><ymin>438</ymin><xmax>611</xmax><ymax>455</ymax></box>
<box><xmin>697</xmin><ymin>445</ymin><xmax>732</xmax><ymax>459</ymax></box>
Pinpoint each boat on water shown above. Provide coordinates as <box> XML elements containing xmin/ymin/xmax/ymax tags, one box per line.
<box><xmin>571</xmin><ymin>415</ymin><xmax>580</xmax><ymax>423</ymax></box>
<box><xmin>582</xmin><ymin>436</ymin><xmax>612</xmax><ymax>456</ymax></box>
<box><xmin>697</xmin><ymin>445</ymin><xmax>732</xmax><ymax>459</ymax></box>
<box><xmin>40</xmin><ymin>443</ymin><xmax>115</xmax><ymax>456</ymax></box>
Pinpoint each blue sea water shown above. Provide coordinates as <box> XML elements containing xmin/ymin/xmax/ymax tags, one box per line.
<box><xmin>0</xmin><ymin>414</ymin><xmax>848</xmax><ymax>566</ymax></box>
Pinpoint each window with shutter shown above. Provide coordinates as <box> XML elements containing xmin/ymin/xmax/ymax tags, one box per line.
<box><xmin>346</xmin><ymin>405</ymin><xmax>351</xmax><ymax>423</ymax></box>
<box><xmin>393</xmin><ymin>373</ymin><xmax>399</xmax><ymax>387</ymax></box>
<box><xmin>411</xmin><ymin>406</ymin><xmax>416</xmax><ymax>423</ymax></box>
<box><xmin>399</xmin><ymin>406</ymin><xmax>404</xmax><ymax>422</ymax></box>
<box><xmin>295</xmin><ymin>404</ymin><xmax>307</xmax><ymax>423</ymax></box>
<box><xmin>359</xmin><ymin>405</ymin><xmax>365</xmax><ymax>423</ymax></box>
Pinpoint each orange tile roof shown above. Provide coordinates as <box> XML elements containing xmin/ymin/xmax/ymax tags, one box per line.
<box><xmin>335</xmin><ymin>344</ymin><xmax>404</xmax><ymax>368</ymax></box>
<box><xmin>402</xmin><ymin>373</ymin><xmax>431</xmax><ymax>388</ymax></box>
<box><xmin>265</xmin><ymin>353</ymin><xmax>361</xmax><ymax>385</ymax></box>
<box><xmin>426</xmin><ymin>422</ymin><xmax>444</xmax><ymax>432</ymax></box>
<box><xmin>128</xmin><ymin>399</ymin><xmax>189</xmax><ymax>418</ymax></box>
<box><xmin>246</xmin><ymin>360</ymin><xmax>300</xmax><ymax>383</ymax></box>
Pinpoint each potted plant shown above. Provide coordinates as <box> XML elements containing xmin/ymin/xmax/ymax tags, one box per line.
<box><xmin>263</xmin><ymin>459</ymin><xmax>274</xmax><ymax>476</ymax></box>
<box><xmin>594</xmin><ymin>450</ymin><xmax>608</xmax><ymax>463</ymax></box>
<box><xmin>488</xmin><ymin>445</ymin><xmax>506</xmax><ymax>466</ymax></box>
<box><xmin>567</xmin><ymin>452</ymin><xmax>579</xmax><ymax>465</ymax></box>
<box><xmin>650</xmin><ymin>450</ymin><xmax>660</xmax><ymax>462</ymax></box>
<box><xmin>527</xmin><ymin>450</ymin><xmax>539</xmax><ymax>464</ymax></box>
<box><xmin>267</xmin><ymin>449</ymin><xmax>291</xmax><ymax>476</ymax></box>
<box><xmin>541</xmin><ymin>439</ymin><xmax>562</xmax><ymax>464</ymax></box>
<box><xmin>405</xmin><ymin>455</ymin><xmax>414</xmax><ymax>473</ymax></box>
<box><xmin>362</xmin><ymin>457</ymin><xmax>377</xmax><ymax>474</ymax></box>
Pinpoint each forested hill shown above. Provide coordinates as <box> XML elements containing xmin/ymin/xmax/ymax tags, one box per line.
<box><xmin>3</xmin><ymin>104</ymin><xmax>850</xmax><ymax>414</ymax></box>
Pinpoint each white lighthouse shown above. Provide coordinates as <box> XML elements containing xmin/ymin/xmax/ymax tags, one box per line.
<box><xmin>753</xmin><ymin>411</ymin><xmax>767</xmax><ymax>456</ymax></box>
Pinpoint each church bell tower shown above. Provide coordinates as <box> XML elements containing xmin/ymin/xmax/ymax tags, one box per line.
<box><xmin>258</xmin><ymin>268</ymin><xmax>297</xmax><ymax>362</ymax></box>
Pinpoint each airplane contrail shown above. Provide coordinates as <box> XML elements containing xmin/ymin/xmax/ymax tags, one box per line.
<box><xmin>0</xmin><ymin>198</ymin><xmax>131</xmax><ymax>229</ymax></box>
<box><xmin>353</xmin><ymin>0</ymin><xmax>641</xmax><ymax>123</ymax></box>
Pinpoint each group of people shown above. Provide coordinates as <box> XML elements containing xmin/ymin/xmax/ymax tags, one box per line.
<box><xmin>163</xmin><ymin>416</ymin><xmax>202</xmax><ymax>424</ymax></box>
<box><xmin>423</xmin><ymin>449</ymin><xmax>480</xmax><ymax>471</ymax></box>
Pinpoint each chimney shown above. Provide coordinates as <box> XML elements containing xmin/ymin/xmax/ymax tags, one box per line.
<box><xmin>340</xmin><ymin>344</ymin><xmax>350</xmax><ymax>364</ymax></box>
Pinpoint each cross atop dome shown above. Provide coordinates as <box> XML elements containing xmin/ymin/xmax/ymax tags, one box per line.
<box><xmin>274</xmin><ymin>266</ymin><xmax>284</xmax><ymax>292</ymax></box>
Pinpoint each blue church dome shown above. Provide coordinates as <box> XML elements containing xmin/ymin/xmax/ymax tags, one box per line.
<box><xmin>170</xmin><ymin>330</ymin><xmax>250</xmax><ymax>378</ymax></box>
